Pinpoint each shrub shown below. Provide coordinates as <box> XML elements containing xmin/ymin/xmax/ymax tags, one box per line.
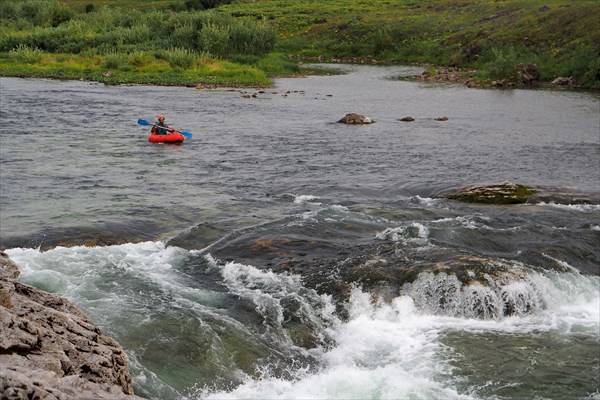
<box><xmin>128</xmin><ymin>51</ymin><xmax>153</xmax><ymax>67</ymax></box>
<box><xmin>479</xmin><ymin>46</ymin><xmax>521</xmax><ymax>82</ymax></box>
<box><xmin>165</xmin><ymin>47</ymin><xmax>198</xmax><ymax>69</ymax></box>
<box><xmin>103</xmin><ymin>51</ymin><xmax>127</xmax><ymax>69</ymax></box>
<box><xmin>169</xmin><ymin>23</ymin><xmax>199</xmax><ymax>50</ymax></box>
<box><xmin>184</xmin><ymin>0</ymin><xmax>232</xmax><ymax>11</ymax></box>
<box><xmin>9</xmin><ymin>44</ymin><xmax>43</xmax><ymax>63</ymax></box>
<box><xmin>199</xmin><ymin>23</ymin><xmax>230</xmax><ymax>57</ymax></box>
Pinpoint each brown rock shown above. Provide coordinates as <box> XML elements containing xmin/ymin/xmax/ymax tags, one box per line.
<box><xmin>338</xmin><ymin>113</ymin><xmax>374</xmax><ymax>124</ymax></box>
<box><xmin>0</xmin><ymin>254</ymin><xmax>145</xmax><ymax>400</ymax></box>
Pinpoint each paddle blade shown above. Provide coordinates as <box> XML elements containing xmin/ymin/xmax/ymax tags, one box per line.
<box><xmin>180</xmin><ymin>131</ymin><xmax>193</xmax><ymax>139</ymax></box>
<box><xmin>137</xmin><ymin>118</ymin><xmax>151</xmax><ymax>126</ymax></box>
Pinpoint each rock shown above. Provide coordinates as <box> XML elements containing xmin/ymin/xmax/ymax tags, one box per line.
<box><xmin>338</xmin><ymin>113</ymin><xmax>374</xmax><ymax>124</ymax></box>
<box><xmin>551</xmin><ymin>76</ymin><xmax>575</xmax><ymax>86</ymax></box>
<box><xmin>0</xmin><ymin>254</ymin><xmax>145</xmax><ymax>400</ymax></box>
<box><xmin>516</xmin><ymin>63</ymin><xmax>539</xmax><ymax>85</ymax></box>
<box><xmin>434</xmin><ymin>116</ymin><xmax>448</xmax><ymax>121</ymax></box>
<box><xmin>442</xmin><ymin>182</ymin><xmax>537</xmax><ymax>204</ymax></box>
<box><xmin>399</xmin><ymin>116</ymin><xmax>415</xmax><ymax>122</ymax></box>
<box><xmin>0</xmin><ymin>251</ymin><xmax>19</xmax><ymax>280</ymax></box>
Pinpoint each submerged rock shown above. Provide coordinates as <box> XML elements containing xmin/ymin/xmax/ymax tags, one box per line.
<box><xmin>0</xmin><ymin>253</ymin><xmax>145</xmax><ymax>400</ymax></box>
<box><xmin>442</xmin><ymin>182</ymin><xmax>536</xmax><ymax>204</ymax></box>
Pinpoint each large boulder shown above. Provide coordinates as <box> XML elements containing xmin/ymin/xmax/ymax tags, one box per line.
<box><xmin>338</xmin><ymin>113</ymin><xmax>374</xmax><ymax>124</ymax></box>
<box><xmin>0</xmin><ymin>253</ymin><xmax>145</xmax><ymax>400</ymax></box>
<box><xmin>441</xmin><ymin>182</ymin><xmax>537</xmax><ymax>204</ymax></box>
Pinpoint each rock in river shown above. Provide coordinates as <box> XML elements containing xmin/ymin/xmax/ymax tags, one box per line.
<box><xmin>441</xmin><ymin>182</ymin><xmax>537</xmax><ymax>204</ymax></box>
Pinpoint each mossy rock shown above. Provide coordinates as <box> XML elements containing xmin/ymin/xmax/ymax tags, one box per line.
<box><xmin>445</xmin><ymin>182</ymin><xmax>536</xmax><ymax>204</ymax></box>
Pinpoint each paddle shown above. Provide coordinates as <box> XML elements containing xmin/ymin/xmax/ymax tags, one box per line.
<box><xmin>137</xmin><ymin>118</ymin><xmax>193</xmax><ymax>138</ymax></box>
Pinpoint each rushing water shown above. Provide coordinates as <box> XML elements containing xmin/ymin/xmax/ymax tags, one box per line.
<box><xmin>1</xmin><ymin>65</ymin><xmax>599</xmax><ymax>400</ymax></box>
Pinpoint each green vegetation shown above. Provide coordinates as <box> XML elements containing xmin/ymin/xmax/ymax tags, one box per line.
<box><xmin>0</xmin><ymin>0</ymin><xmax>281</xmax><ymax>86</ymax></box>
<box><xmin>222</xmin><ymin>0</ymin><xmax>599</xmax><ymax>88</ymax></box>
<box><xmin>0</xmin><ymin>0</ymin><xmax>598</xmax><ymax>88</ymax></box>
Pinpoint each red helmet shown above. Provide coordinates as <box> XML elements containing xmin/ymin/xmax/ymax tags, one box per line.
<box><xmin>157</xmin><ymin>115</ymin><xmax>165</xmax><ymax>121</ymax></box>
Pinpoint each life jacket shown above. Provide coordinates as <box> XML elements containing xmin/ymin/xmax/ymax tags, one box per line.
<box><xmin>153</xmin><ymin>122</ymin><xmax>170</xmax><ymax>135</ymax></box>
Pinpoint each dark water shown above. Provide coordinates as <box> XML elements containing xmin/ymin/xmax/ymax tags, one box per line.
<box><xmin>1</xmin><ymin>66</ymin><xmax>599</xmax><ymax>399</ymax></box>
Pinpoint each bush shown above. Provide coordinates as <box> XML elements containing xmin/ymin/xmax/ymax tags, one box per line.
<box><xmin>103</xmin><ymin>51</ymin><xmax>127</xmax><ymax>69</ymax></box>
<box><xmin>128</xmin><ymin>51</ymin><xmax>153</xmax><ymax>67</ymax></box>
<box><xmin>199</xmin><ymin>23</ymin><xmax>230</xmax><ymax>57</ymax></box>
<box><xmin>479</xmin><ymin>46</ymin><xmax>521</xmax><ymax>82</ymax></box>
<box><xmin>9</xmin><ymin>44</ymin><xmax>43</xmax><ymax>63</ymax></box>
<box><xmin>164</xmin><ymin>47</ymin><xmax>198</xmax><ymax>69</ymax></box>
<box><xmin>184</xmin><ymin>0</ymin><xmax>232</xmax><ymax>11</ymax></box>
<box><xmin>7</xmin><ymin>0</ymin><xmax>74</xmax><ymax>27</ymax></box>
<box><xmin>169</xmin><ymin>23</ymin><xmax>199</xmax><ymax>50</ymax></box>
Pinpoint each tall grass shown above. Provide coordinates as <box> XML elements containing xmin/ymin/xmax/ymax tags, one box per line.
<box><xmin>0</xmin><ymin>1</ymin><xmax>276</xmax><ymax>60</ymax></box>
<box><xmin>8</xmin><ymin>44</ymin><xmax>43</xmax><ymax>64</ymax></box>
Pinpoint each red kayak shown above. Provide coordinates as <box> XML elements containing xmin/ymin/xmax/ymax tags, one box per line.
<box><xmin>148</xmin><ymin>131</ymin><xmax>185</xmax><ymax>143</ymax></box>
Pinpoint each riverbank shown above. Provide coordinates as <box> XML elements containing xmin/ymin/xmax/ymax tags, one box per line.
<box><xmin>0</xmin><ymin>0</ymin><xmax>598</xmax><ymax>89</ymax></box>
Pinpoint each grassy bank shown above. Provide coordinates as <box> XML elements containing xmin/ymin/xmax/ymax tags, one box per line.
<box><xmin>0</xmin><ymin>0</ymin><xmax>598</xmax><ymax>88</ymax></box>
<box><xmin>0</xmin><ymin>0</ymin><xmax>293</xmax><ymax>86</ymax></box>
<box><xmin>222</xmin><ymin>0</ymin><xmax>600</xmax><ymax>88</ymax></box>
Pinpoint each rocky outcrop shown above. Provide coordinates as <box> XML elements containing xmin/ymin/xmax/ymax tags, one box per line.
<box><xmin>441</xmin><ymin>182</ymin><xmax>537</xmax><ymax>204</ymax></box>
<box><xmin>338</xmin><ymin>113</ymin><xmax>374</xmax><ymax>124</ymax></box>
<box><xmin>0</xmin><ymin>251</ymin><xmax>145</xmax><ymax>400</ymax></box>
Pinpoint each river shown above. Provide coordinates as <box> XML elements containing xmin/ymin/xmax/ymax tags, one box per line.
<box><xmin>1</xmin><ymin>64</ymin><xmax>599</xmax><ymax>399</ymax></box>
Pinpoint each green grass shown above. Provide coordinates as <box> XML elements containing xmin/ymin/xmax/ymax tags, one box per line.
<box><xmin>222</xmin><ymin>0</ymin><xmax>600</xmax><ymax>88</ymax></box>
<box><xmin>1</xmin><ymin>0</ymin><xmax>598</xmax><ymax>88</ymax></box>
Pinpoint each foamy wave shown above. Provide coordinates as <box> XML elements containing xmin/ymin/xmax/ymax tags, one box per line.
<box><xmin>294</xmin><ymin>194</ymin><xmax>320</xmax><ymax>204</ymax></box>
<box><xmin>400</xmin><ymin>266</ymin><xmax>600</xmax><ymax>329</ymax></box>
<box><xmin>537</xmin><ymin>202</ymin><xmax>600</xmax><ymax>212</ymax></box>
<box><xmin>200</xmin><ymin>288</ymin><xmax>473</xmax><ymax>400</ymax></box>
<box><xmin>375</xmin><ymin>222</ymin><xmax>430</xmax><ymax>243</ymax></box>
<box><xmin>408</xmin><ymin>195</ymin><xmax>443</xmax><ymax>208</ymax></box>
<box><xmin>216</xmin><ymin>261</ymin><xmax>339</xmax><ymax>347</ymax></box>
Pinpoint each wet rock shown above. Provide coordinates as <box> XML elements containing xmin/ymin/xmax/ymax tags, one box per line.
<box><xmin>338</xmin><ymin>113</ymin><xmax>374</xmax><ymax>124</ymax></box>
<box><xmin>434</xmin><ymin>116</ymin><xmax>448</xmax><ymax>121</ymax></box>
<box><xmin>0</xmin><ymin>254</ymin><xmax>145</xmax><ymax>400</ymax></box>
<box><xmin>441</xmin><ymin>182</ymin><xmax>537</xmax><ymax>204</ymax></box>
<box><xmin>399</xmin><ymin>116</ymin><xmax>415</xmax><ymax>122</ymax></box>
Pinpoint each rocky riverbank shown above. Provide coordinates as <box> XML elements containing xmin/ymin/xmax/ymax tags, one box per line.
<box><xmin>0</xmin><ymin>252</ymin><xmax>145</xmax><ymax>400</ymax></box>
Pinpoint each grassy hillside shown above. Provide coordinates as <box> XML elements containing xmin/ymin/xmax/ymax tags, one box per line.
<box><xmin>1</xmin><ymin>0</ymin><xmax>598</xmax><ymax>88</ymax></box>
<box><xmin>222</xmin><ymin>0</ymin><xmax>600</xmax><ymax>87</ymax></box>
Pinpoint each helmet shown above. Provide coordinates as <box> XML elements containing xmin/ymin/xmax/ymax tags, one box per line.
<box><xmin>157</xmin><ymin>115</ymin><xmax>165</xmax><ymax>121</ymax></box>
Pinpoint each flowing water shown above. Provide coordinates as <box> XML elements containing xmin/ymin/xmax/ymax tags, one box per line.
<box><xmin>1</xmin><ymin>64</ymin><xmax>599</xmax><ymax>400</ymax></box>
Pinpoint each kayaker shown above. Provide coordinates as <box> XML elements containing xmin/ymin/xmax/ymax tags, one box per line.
<box><xmin>152</xmin><ymin>115</ymin><xmax>171</xmax><ymax>135</ymax></box>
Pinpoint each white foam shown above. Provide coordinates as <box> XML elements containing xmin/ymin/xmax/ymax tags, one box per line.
<box><xmin>294</xmin><ymin>194</ymin><xmax>320</xmax><ymax>205</ymax></box>
<box><xmin>537</xmin><ymin>202</ymin><xmax>600</xmax><ymax>212</ymax></box>
<box><xmin>201</xmin><ymin>289</ymin><xmax>473</xmax><ymax>400</ymax></box>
